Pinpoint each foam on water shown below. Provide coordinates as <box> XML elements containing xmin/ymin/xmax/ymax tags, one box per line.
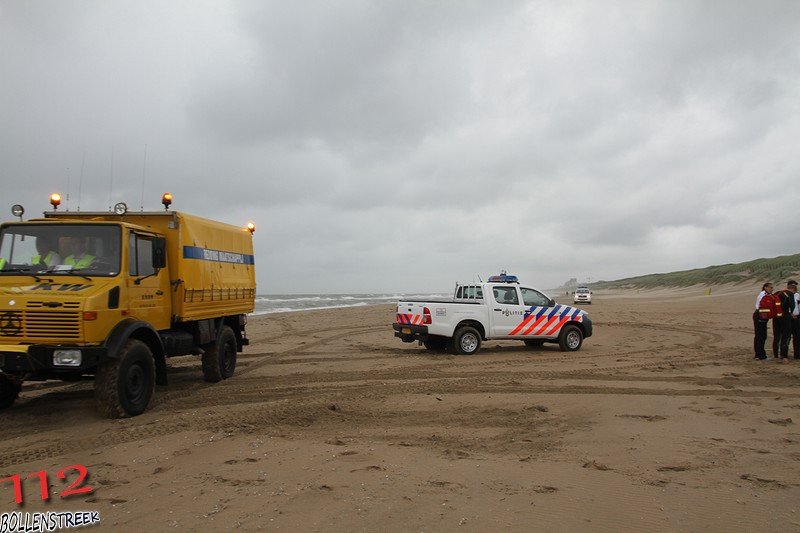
<box><xmin>252</xmin><ymin>293</ymin><xmax>448</xmax><ymax>315</ymax></box>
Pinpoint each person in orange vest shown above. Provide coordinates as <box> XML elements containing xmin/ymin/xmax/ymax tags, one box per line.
<box><xmin>773</xmin><ymin>280</ymin><xmax>798</xmax><ymax>363</ymax></box>
<box><xmin>754</xmin><ymin>282</ymin><xmax>775</xmax><ymax>360</ymax></box>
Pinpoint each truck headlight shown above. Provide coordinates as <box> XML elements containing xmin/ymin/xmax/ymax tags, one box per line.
<box><xmin>53</xmin><ymin>350</ymin><xmax>82</xmax><ymax>367</ymax></box>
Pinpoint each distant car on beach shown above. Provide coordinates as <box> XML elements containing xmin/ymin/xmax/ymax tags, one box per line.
<box><xmin>573</xmin><ymin>286</ymin><xmax>592</xmax><ymax>305</ymax></box>
<box><xmin>393</xmin><ymin>273</ymin><xmax>592</xmax><ymax>356</ymax></box>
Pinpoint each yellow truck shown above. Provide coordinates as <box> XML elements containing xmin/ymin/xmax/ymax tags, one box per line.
<box><xmin>0</xmin><ymin>195</ymin><xmax>255</xmax><ymax>417</ymax></box>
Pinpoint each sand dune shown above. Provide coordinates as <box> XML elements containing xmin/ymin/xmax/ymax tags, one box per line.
<box><xmin>2</xmin><ymin>284</ymin><xmax>800</xmax><ymax>531</ymax></box>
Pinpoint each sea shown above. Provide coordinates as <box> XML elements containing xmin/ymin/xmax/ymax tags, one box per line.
<box><xmin>253</xmin><ymin>293</ymin><xmax>449</xmax><ymax>315</ymax></box>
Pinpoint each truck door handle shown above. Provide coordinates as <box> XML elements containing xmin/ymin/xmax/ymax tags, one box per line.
<box><xmin>494</xmin><ymin>308</ymin><xmax>501</xmax><ymax>311</ymax></box>
<box><xmin>155</xmin><ymin>290</ymin><xmax>164</xmax><ymax>295</ymax></box>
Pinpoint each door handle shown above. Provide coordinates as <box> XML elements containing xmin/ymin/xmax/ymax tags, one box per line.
<box><xmin>494</xmin><ymin>308</ymin><xmax>501</xmax><ymax>311</ymax></box>
<box><xmin>155</xmin><ymin>290</ymin><xmax>164</xmax><ymax>295</ymax></box>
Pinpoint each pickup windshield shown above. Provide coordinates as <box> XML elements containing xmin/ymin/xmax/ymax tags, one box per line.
<box><xmin>0</xmin><ymin>224</ymin><xmax>121</xmax><ymax>276</ymax></box>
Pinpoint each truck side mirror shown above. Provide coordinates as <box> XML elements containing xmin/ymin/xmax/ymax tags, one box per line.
<box><xmin>152</xmin><ymin>237</ymin><xmax>167</xmax><ymax>269</ymax></box>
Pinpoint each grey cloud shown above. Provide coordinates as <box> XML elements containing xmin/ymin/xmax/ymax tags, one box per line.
<box><xmin>2</xmin><ymin>1</ymin><xmax>800</xmax><ymax>293</ymax></box>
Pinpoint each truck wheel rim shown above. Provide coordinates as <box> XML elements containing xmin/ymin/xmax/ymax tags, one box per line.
<box><xmin>461</xmin><ymin>333</ymin><xmax>478</xmax><ymax>353</ymax></box>
<box><xmin>222</xmin><ymin>341</ymin><xmax>235</xmax><ymax>375</ymax></box>
<box><xmin>125</xmin><ymin>363</ymin><xmax>146</xmax><ymax>403</ymax></box>
<box><xmin>567</xmin><ymin>331</ymin><xmax>580</xmax><ymax>349</ymax></box>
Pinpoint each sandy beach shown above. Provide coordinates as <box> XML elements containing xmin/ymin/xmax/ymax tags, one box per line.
<box><xmin>2</xmin><ymin>284</ymin><xmax>800</xmax><ymax>531</ymax></box>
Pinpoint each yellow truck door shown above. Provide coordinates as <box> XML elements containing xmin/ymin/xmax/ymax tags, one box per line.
<box><xmin>127</xmin><ymin>232</ymin><xmax>170</xmax><ymax>330</ymax></box>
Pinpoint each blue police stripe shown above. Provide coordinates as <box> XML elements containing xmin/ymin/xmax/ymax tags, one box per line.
<box><xmin>182</xmin><ymin>246</ymin><xmax>255</xmax><ymax>265</ymax></box>
<box><xmin>525</xmin><ymin>306</ymin><xmax>549</xmax><ymax>319</ymax></box>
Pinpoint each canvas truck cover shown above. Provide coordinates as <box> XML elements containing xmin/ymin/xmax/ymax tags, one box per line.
<box><xmin>171</xmin><ymin>212</ymin><xmax>255</xmax><ymax>321</ymax></box>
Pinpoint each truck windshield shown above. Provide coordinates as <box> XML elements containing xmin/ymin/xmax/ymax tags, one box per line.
<box><xmin>0</xmin><ymin>224</ymin><xmax>121</xmax><ymax>277</ymax></box>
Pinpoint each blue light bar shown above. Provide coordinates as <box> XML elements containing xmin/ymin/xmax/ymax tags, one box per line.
<box><xmin>488</xmin><ymin>274</ymin><xmax>518</xmax><ymax>283</ymax></box>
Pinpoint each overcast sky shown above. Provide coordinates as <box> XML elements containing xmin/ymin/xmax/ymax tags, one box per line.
<box><xmin>2</xmin><ymin>1</ymin><xmax>799</xmax><ymax>293</ymax></box>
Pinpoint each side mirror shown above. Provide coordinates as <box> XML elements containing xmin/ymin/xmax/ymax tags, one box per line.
<box><xmin>548</xmin><ymin>298</ymin><xmax>555</xmax><ymax>307</ymax></box>
<box><xmin>152</xmin><ymin>237</ymin><xmax>167</xmax><ymax>269</ymax></box>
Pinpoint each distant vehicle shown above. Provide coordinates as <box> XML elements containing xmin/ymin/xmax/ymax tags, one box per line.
<box><xmin>393</xmin><ymin>273</ymin><xmax>592</xmax><ymax>355</ymax></box>
<box><xmin>574</xmin><ymin>286</ymin><xmax>592</xmax><ymax>305</ymax></box>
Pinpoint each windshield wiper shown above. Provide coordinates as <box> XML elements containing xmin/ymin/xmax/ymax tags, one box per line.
<box><xmin>0</xmin><ymin>267</ymin><xmax>52</xmax><ymax>282</ymax></box>
<box><xmin>57</xmin><ymin>269</ymin><xmax>93</xmax><ymax>281</ymax></box>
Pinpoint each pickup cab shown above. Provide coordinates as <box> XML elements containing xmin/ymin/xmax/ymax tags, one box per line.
<box><xmin>393</xmin><ymin>274</ymin><xmax>592</xmax><ymax>355</ymax></box>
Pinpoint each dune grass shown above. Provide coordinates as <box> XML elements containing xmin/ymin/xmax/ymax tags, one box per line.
<box><xmin>592</xmin><ymin>253</ymin><xmax>800</xmax><ymax>289</ymax></box>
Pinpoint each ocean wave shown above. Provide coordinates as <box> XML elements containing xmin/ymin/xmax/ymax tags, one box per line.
<box><xmin>251</xmin><ymin>292</ymin><xmax>450</xmax><ymax>315</ymax></box>
<box><xmin>251</xmin><ymin>301</ymin><xmax>370</xmax><ymax>315</ymax></box>
<box><xmin>255</xmin><ymin>293</ymin><xmax>448</xmax><ymax>302</ymax></box>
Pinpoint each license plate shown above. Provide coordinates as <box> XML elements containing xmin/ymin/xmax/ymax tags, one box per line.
<box><xmin>401</xmin><ymin>328</ymin><xmax>411</xmax><ymax>334</ymax></box>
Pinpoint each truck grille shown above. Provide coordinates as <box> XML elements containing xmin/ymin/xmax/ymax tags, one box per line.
<box><xmin>26</xmin><ymin>301</ymin><xmax>81</xmax><ymax>309</ymax></box>
<box><xmin>0</xmin><ymin>310</ymin><xmax>82</xmax><ymax>341</ymax></box>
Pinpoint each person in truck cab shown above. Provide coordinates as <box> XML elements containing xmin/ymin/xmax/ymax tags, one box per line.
<box><xmin>32</xmin><ymin>235</ymin><xmax>62</xmax><ymax>268</ymax></box>
<box><xmin>62</xmin><ymin>236</ymin><xmax>95</xmax><ymax>269</ymax></box>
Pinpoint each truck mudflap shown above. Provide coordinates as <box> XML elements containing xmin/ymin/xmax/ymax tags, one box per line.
<box><xmin>0</xmin><ymin>345</ymin><xmax>109</xmax><ymax>375</ymax></box>
<box><xmin>392</xmin><ymin>323</ymin><xmax>429</xmax><ymax>343</ymax></box>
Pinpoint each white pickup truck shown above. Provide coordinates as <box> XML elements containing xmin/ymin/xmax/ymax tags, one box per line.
<box><xmin>393</xmin><ymin>274</ymin><xmax>593</xmax><ymax>355</ymax></box>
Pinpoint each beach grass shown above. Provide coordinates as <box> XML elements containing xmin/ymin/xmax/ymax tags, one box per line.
<box><xmin>593</xmin><ymin>252</ymin><xmax>800</xmax><ymax>289</ymax></box>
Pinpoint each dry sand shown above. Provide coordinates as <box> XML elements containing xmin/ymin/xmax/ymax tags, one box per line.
<box><xmin>2</xmin><ymin>284</ymin><xmax>800</xmax><ymax>531</ymax></box>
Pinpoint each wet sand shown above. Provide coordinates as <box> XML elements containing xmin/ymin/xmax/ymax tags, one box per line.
<box><xmin>2</xmin><ymin>284</ymin><xmax>800</xmax><ymax>531</ymax></box>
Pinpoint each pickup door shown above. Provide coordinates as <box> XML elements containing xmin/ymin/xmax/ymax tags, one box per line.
<box><xmin>489</xmin><ymin>284</ymin><xmax>524</xmax><ymax>337</ymax></box>
<box><xmin>489</xmin><ymin>285</ymin><xmax>554</xmax><ymax>338</ymax></box>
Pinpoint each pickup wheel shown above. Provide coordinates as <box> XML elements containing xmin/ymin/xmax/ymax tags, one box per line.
<box><xmin>0</xmin><ymin>375</ymin><xmax>22</xmax><ymax>410</ymax></box>
<box><xmin>558</xmin><ymin>325</ymin><xmax>583</xmax><ymax>352</ymax></box>
<box><xmin>423</xmin><ymin>336</ymin><xmax>448</xmax><ymax>351</ymax></box>
<box><xmin>524</xmin><ymin>339</ymin><xmax>545</xmax><ymax>347</ymax></box>
<box><xmin>95</xmin><ymin>339</ymin><xmax>155</xmax><ymax>418</ymax></box>
<box><xmin>451</xmin><ymin>326</ymin><xmax>482</xmax><ymax>356</ymax></box>
<box><xmin>202</xmin><ymin>326</ymin><xmax>237</xmax><ymax>382</ymax></box>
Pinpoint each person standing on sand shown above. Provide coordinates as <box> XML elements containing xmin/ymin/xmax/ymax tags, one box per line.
<box><xmin>774</xmin><ymin>280</ymin><xmax>797</xmax><ymax>363</ymax></box>
<box><xmin>792</xmin><ymin>289</ymin><xmax>800</xmax><ymax>359</ymax></box>
<box><xmin>755</xmin><ymin>283</ymin><xmax>774</xmax><ymax>360</ymax></box>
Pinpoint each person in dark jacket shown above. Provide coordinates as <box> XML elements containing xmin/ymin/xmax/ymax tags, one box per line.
<box><xmin>792</xmin><ymin>288</ymin><xmax>800</xmax><ymax>359</ymax></box>
<box><xmin>774</xmin><ymin>280</ymin><xmax>797</xmax><ymax>363</ymax></box>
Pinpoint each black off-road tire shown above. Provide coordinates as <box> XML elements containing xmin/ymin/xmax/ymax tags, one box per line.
<box><xmin>202</xmin><ymin>325</ymin><xmax>237</xmax><ymax>383</ymax></box>
<box><xmin>524</xmin><ymin>339</ymin><xmax>545</xmax><ymax>347</ymax></box>
<box><xmin>451</xmin><ymin>326</ymin><xmax>482</xmax><ymax>356</ymax></box>
<box><xmin>558</xmin><ymin>325</ymin><xmax>583</xmax><ymax>352</ymax></box>
<box><xmin>95</xmin><ymin>339</ymin><xmax>156</xmax><ymax>418</ymax></box>
<box><xmin>0</xmin><ymin>375</ymin><xmax>22</xmax><ymax>410</ymax></box>
<box><xmin>423</xmin><ymin>336</ymin><xmax>449</xmax><ymax>351</ymax></box>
